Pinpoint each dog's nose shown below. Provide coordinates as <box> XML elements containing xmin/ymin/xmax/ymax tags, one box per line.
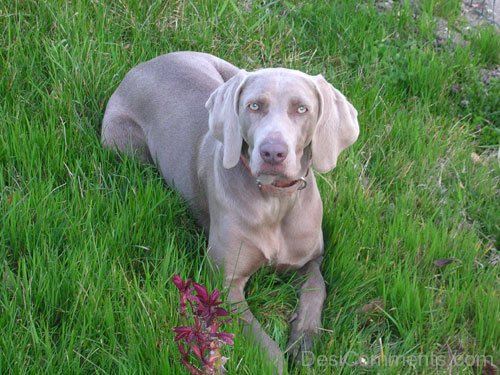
<box><xmin>259</xmin><ymin>140</ymin><xmax>289</xmax><ymax>165</ymax></box>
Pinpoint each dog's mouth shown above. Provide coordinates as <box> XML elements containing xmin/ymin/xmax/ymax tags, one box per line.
<box><xmin>270</xmin><ymin>178</ymin><xmax>300</xmax><ymax>188</ymax></box>
<box><xmin>241</xmin><ymin>142</ymin><xmax>306</xmax><ymax>190</ymax></box>
<box><xmin>256</xmin><ymin>172</ymin><xmax>294</xmax><ymax>186</ymax></box>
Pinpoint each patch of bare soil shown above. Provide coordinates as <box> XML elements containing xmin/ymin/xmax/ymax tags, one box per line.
<box><xmin>462</xmin><ymin>0</ymin><xmax>499</xmax><ymax>29</ymax></box>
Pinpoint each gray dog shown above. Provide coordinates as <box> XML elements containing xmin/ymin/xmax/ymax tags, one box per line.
<box><xmin>102</xmin><ymin>51</ymin><xmax>359</xmax><ymax>373</ymax></box>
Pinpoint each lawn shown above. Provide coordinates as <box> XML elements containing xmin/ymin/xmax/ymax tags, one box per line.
<box><xmin>1</xmin><ymin>1</ymin><xmax>498</xmax><ymax>374</ymax></box>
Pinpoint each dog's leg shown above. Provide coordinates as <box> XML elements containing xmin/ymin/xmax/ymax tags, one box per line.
<box><xmin>286</xmin><ymin>257</ymin><xmax>326</xmax><ymax>364</ymax></box>
<box><xmin>102</xmin><ymin>112</ymin><xmax>152</xmax><ymax>163</ymax></box>
<box><xmin>228</xmin><ymin>276</ymin><xmax>285</xmax><ymax>374</ymax></box>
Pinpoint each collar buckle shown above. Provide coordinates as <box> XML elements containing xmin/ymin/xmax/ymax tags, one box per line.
<box><xmin>297</xmin><ymin>177</ymin><xmax>307</xmax><ymax>191</ymax></box>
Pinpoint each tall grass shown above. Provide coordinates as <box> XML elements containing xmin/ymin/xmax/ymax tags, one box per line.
<box><xmin>1</xmin><ymin>1</ymin><xmax>498</xmax><ymax>373</ymax></box>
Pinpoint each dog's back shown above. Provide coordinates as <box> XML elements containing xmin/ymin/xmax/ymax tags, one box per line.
<box><xmin>102</xmin><ymin>52</ymin><xmax>239</xmax><ymax>207</ymax></box>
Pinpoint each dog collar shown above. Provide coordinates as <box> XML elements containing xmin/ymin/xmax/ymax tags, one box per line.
<box><xmin>239</xmin><ymin>155</ymin><xmax>308</xmax><ymax>196</ymax></box>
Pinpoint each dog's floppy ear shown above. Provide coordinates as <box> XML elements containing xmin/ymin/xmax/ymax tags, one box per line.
<box><xmin>205</xmin><ymin>70</ymin><xmax>248</xmax><ymax>169</ymax></box>
<box><xmin>311</xmin><ymin>75</ymin><xmax>359</xmax><ymax>173</ymax></box>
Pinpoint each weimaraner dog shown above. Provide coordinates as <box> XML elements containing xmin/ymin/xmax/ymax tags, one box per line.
<box><xmin>102</xmin><ymin>51</ymin><xmax>359</xmax><ymax>373</ymax></box>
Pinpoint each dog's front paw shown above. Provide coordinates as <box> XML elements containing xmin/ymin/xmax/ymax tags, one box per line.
<box><xmin>286</xmin><ymin>329</ymin><xmax>315</xmax><ymax>366</ymax></box>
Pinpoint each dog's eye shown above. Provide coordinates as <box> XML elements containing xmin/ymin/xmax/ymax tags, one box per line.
<box><xmin>297</xmin><ymin>105</ymin><xmax>308</xmax><ymax>114</ymax></box>
<box><xmin>248</xmin><ymin>102</ymin><xmax>260</xmax><ymax>111</ymax></box>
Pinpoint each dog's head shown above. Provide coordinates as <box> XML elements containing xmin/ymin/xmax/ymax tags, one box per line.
<box><xmin>205</xmin><ymin>68</ymin><xmax>359</xmax><ymax>184</ymax></box>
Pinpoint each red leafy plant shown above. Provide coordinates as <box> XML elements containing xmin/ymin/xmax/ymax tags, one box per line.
<box><xmin>172</xmin><ymin>275</ymin><xmax>235</xmax><ymax>375</ymax></box>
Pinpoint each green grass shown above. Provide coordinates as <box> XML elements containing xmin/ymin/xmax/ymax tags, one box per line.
<box><xmin>1</xmin><ymin>0</ymin><xmax>499</xmax><ymax>373</ymax></box>
<box><xmin>470</xmin><ymin>25</ymin><xmax>500</xmax><ymax>67</ymax></box>
<box><xmin>419</xmin><ymin>0</ymin><xmax>462</xmax><ymax>22</ymax></box>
